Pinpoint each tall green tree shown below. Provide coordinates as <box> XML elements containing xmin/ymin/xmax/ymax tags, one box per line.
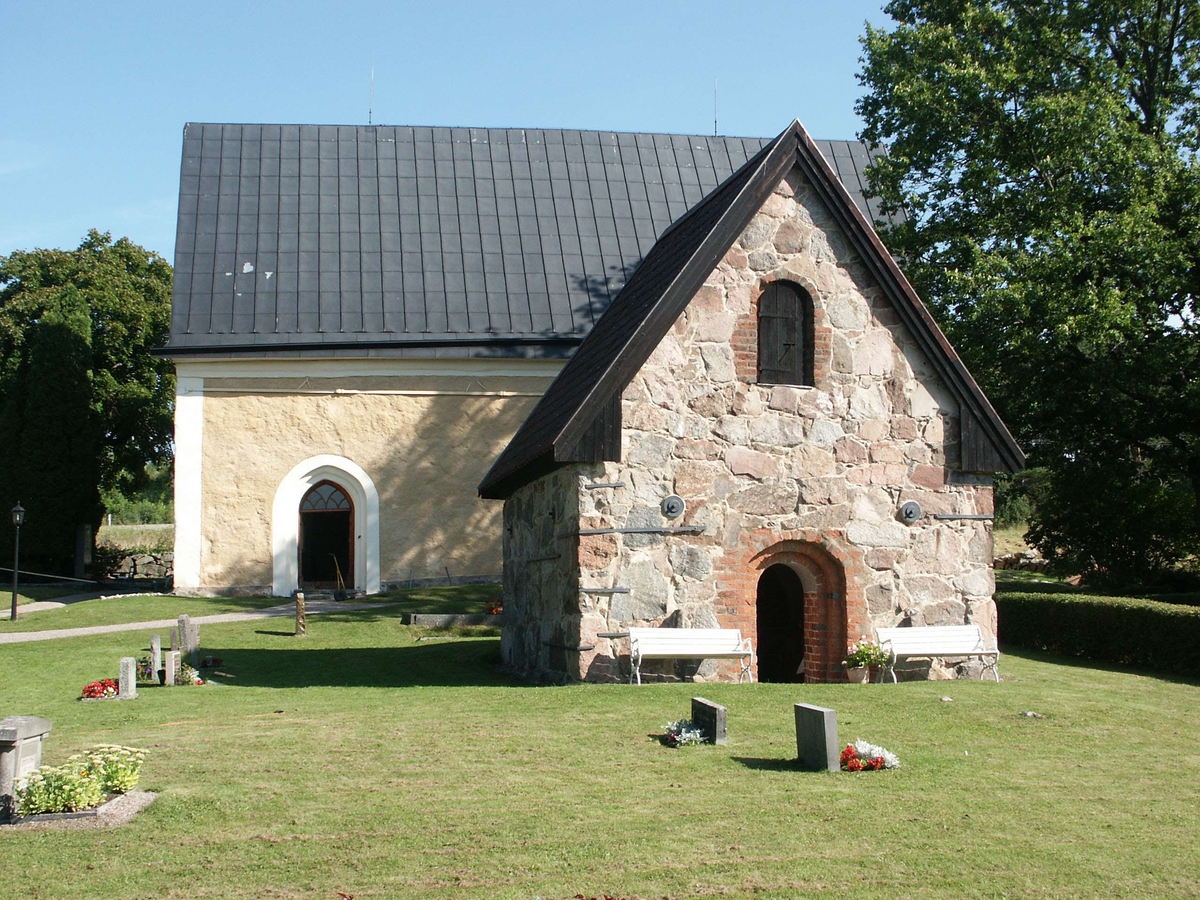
<box><xmin>0</xmin><ymin>231</ymin><xmax>173</xmax><ymax>572</ymax></box>
<box><xmin>858</xmin><ymin>0</ymin><xmax>1200</xmax><ymax>584</ymax></box>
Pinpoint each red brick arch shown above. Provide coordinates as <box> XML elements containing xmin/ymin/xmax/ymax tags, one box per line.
<box><xmin>750</xmin><ymin>540</ymin><xmax>848</xmax><ymax>683</ymax></box>
<box><xmin>711</xmin><ymin>528</ymin><xmax>871</xmax><ymax>683</ymax></box>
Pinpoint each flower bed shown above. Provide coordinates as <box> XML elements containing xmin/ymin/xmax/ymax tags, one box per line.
<box><xmin>16</xmin><ymin>745</ymin><xmax>147</xmax><ymax>817</ymax></box>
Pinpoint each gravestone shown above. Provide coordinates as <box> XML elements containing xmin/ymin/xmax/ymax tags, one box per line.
<box><xmin>691</xmin><ymin>697</ymin><xmax>727</xmax><ymax>745</ymax></box>
<box><xmin>151</xmin><ymin>635</ymin><xmax>163</xmax><ymax>683</ymax></box>
<box><xmin>295</xmin><ymin>591</ymin><xmax>306</xmax><ymax>636</ymax></box>
<box><xmin>794</xmin><ymin>703</ymin><xmax>840</xmax><ymax>772</ymax></box>
<box><xmin>164</xmin><ymin>650</ymin><xmax>180</xmax><ymax>688</ymax></box>
<box><xmin>177</xmin><ymin>615</ymin><xmax>200</xmax><ymax>666</ymax></box>
<box><xmin>0</xmin><ymin>716</ymin><xmax>51</xmax><ymax>820</ymax></box>
<box><xmin>118</xmin><ymin>657</ymin><xmax>137</xmax><ymax>700</ymax></box>
<box><xmin>170</xmin><ymin>625</ymin><xmax>179</xmax><ymax>653</ymax></box>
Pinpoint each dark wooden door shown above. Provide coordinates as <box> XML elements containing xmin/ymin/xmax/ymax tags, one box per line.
<box><xmin>756</xmin><ymin>564</ymin><xmax>806</xmax><ymax>682</ymax></box>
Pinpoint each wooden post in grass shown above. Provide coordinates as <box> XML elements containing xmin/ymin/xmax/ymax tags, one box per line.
<box><xmin>295</xmin><ymin>591</ymin><xmax>306</xmax><ymax>636</ymax></box>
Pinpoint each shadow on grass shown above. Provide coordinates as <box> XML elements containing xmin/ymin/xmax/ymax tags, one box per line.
<box><xmin>999</xmin><ymin>646</ymin><xmax>1200</xmax><ymax>686</ymax></box>
<box><xmin>202</xmin><ymin>639</ymin><xmax>522</xmax><ymax>688</ymax></box>
<box><xmin>731</xmin><ymin>756</ymin><xmax>804</xmax><ymax>772</ymax></box>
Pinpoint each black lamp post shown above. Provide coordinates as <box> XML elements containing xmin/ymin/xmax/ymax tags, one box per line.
<box><xmin>10</xmin><ymin>502</ymin><xmax>24</xmax><ymax>622</ymax></box>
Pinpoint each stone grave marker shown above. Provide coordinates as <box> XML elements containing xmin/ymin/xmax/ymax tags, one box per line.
<box><xmin>0</xmin><ymin>716</ymin><xmax>52</xmax><ymax>820</ymax></box>
<box><xmin>691</xmin><ymin>697</ymin><xmax>727</xmax><ymax>745</ymax></box>
<box><xmin>170</xmin><ymin>625</ymin><xmax>179</xmax><ymax>653</ymax></box>
<box><xmin>164</xmin><ymin>650</ymin><xmax>180</xmax><ymax>687</ymax></box>
<box><xmin>794</xmin><ymin>703</ymin><xmax>839</xmax><ymax>772</ymax></box>
<box><xmin>178</xmin><ymin>615</ymin><xmax>200</xmax><ymax>666</ymax></box>
<box><xmin>118</xmin><ymin>657</ymin><xmax>138</xmax><ymax>700</ymax></box>
<box><xmin>150</xmin><ymin>634</ymin><xmax>162</xmax><ymax>679</ymax></box>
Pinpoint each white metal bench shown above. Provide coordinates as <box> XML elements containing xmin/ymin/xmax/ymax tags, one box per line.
<box><xmin>875</xmin><ymin>624</ymin><xmax>999</xmax><ymax>683</ymax></box>
<box><xmin>627</xmin><ymin>627</ymin><xmax>755</xmax><ymax>685</ymax></box>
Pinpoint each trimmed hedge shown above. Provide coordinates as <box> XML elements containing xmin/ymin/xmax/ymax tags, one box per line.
<box><xmin>996</xmin><ymin>592</ymin><xmax>1200</xmax><ymax>678</ymax></box>
<box><xmin>1141</xmin><ymin>592</ymin><xmax>1200</xmax><ymax>608</ymax></box>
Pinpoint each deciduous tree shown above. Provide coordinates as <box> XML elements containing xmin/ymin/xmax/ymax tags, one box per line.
<box><xmin>0</xmin><ymin>231</ymin><xmax>173</xmax><ymax>571</ymax></box>
<box><xmin>858</xmin><ymin>0</ymin><xmax>1200</xmax><ymax>584</ymax></box>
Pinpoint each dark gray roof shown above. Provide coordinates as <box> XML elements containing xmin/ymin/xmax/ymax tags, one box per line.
<box><xmin>162</xmin><ymin>123</ymin><xmax>889</xmax><ymax>358</ymax></box>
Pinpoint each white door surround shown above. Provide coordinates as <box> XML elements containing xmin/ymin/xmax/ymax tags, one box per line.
<box><xmin>271</xmin><ymin>455</ymin><xmax>380</xmax><ymax>597</ymax></box>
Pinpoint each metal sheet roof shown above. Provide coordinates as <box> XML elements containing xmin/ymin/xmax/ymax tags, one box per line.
<box><xmin>479</xmin><ymin>120</ymin><xmax>1024</xmax><ymax>498</ymax></box>
<box><xmin>163</xmin><ymin>124</ymin><xmax>889</xmax><ymax>358</ymax></box>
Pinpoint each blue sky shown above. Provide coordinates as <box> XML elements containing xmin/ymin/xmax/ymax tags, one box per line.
<box><xmin>1</xmin><ymin>1</ymin><xmax>890</xmax><ymax>262</ymax></box>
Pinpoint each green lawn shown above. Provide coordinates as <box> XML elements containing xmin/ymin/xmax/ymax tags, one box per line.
<box><xmin>4</xmin><ymin>584</ymin><xmax>89</xmax><ymax>607</ymax></box>
<box><xmin>3</xmin><ymin>606</ymin><xmax>1197</xmax><ymax>900</ymax></box>
<box><xmin>96</xmin><ymin>523</ymin><xmax>174</xmax><ymax>553</ymax></box>
<box><xmin>0</xmin><ymin>583</ymin><xmax>500</xmax><ymax>634</ymax></box>
<box><xmin>0</xmin><ymin>593</ymin><xmax>281</xmax><ymax>633</ymax></box>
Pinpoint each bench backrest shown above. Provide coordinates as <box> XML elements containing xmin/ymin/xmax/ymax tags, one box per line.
<box><xmin>629</xmin><ymin>627</ymin><xmax>745</xmax><ymax>654</ymax></box>
<box><xmin>875</xmin><ymin>624</ymin><xmax>992</xmax><ymax>656</ymax></box>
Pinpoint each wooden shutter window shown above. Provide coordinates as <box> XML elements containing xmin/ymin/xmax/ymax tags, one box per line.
<box><xmin>757</xmin><ymin>282</ymin><xmax>813</xmax><ymax>386</ymax></box>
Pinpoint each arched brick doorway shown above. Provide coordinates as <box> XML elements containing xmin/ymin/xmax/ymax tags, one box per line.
<box><xmin>751</xmin><ymin>541</ymin><xmax>848</xmax><ymax>683</ymax></box>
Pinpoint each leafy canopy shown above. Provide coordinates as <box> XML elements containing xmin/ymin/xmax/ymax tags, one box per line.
<box><xmin>0</xmin><ymin>230</ymin><xmax>174</xmax><ymax>494</ymax></box>
<box><xmin>858</xmin><ymin>0</ymin><xmax>1200</xmax><ymax>584</ymax></box>
<box><xmin>0</xmin><ymin>231</ymin><xmax>173</xmax><ymax>570</ymax></box>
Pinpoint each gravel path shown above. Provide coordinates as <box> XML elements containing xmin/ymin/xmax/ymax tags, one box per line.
<box><xmin>0</xmin><ymin>591</ymin><xmax>104</xmax><ymax>619</ymax></box>
<box><xmin>0</xmin><ymin>600</ymin><xmax>394</xmax><ymax>644</ymax></box>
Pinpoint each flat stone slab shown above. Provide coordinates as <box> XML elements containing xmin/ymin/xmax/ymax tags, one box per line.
<box><xmin>2</xmin><ymin>790</ymin><xmax>156</xmax><ymax>829</ymax></box>
<box><xmin>691</xmin><ymin>697</ymin><xmax>727</xmax><ymax>745</ymax></box>
<box><xmin>795</xmin><ymin>703</ymin><xmax>840</xmax><ymax>772</ymax></box>
<box><xmin>401</xmin><ymin>613</ymin><xmax>502</xmax><ymax>627</ymax></box>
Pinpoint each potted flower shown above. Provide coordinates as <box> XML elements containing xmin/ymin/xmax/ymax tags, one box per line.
<box><xmin>843</xmin><ymin>637</ymin><xmax>889</xmax><ymax>683</ymax></box>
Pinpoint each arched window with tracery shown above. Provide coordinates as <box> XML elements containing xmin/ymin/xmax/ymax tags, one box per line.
<box><xmin>300</xmin><ymin>482</ymin><xmax>352</xmax><ymax>512</ymax></box>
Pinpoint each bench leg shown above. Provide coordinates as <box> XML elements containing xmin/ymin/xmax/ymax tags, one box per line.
<box><xmin>739</xmin><ymin>657</ymin><xmax>753</xmax><ymax>684</ymax></box>
<box><xmin>885</xmin><ymin>652</ymin><xmax>898</xmax><ymax>684</ymax></box>
<box><xmin>980</xmin><ymin>657</ymin><xmax>1000</xmax><ymax>683</ymax></box>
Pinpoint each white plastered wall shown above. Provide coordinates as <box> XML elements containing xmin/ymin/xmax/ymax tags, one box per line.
<box><xmin>173</xmin><ymin>376</ymin><xmax>205</xmax><ymax>590</ymax></box>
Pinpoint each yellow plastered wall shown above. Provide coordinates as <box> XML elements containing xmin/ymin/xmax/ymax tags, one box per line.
<box><xmin>194</xmin><ymin>373</ymin><xmax>552</xmax><ymax>591</ymax></box>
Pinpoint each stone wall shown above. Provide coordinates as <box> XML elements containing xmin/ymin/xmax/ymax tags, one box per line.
<box><xmin>507</xmin><ymin>164</ymin><xmax>996</xmax><ymax>682</ymax></box>
<box><xmin>193</xmin><ymin>371</ymin><xmax>553</xmax><ymax>593</ymax></box>
<box><xmin>500</xmin><ymin>466</ymin><xmax>581</xmax><ymax>679</ymax></box>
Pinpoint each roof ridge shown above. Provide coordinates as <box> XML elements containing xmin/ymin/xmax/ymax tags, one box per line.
<box><xmin>478</xmin><ymin>118</ymin><xmax>1022</xmax><ymax>499</ymax></box>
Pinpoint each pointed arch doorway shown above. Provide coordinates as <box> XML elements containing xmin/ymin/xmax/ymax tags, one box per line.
<box><xmin>756</xmin><ymin>564</ymin><xmax>806</xmax><ymax>682</ymax></box>
<box><xmin>298</xmin><ymin>480</ymin><xmax>354</xmax><ymax>590</ymax></box>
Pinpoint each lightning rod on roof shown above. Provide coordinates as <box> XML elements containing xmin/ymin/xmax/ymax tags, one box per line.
<box><xmin>369</xmin><ymin>63</ymin><xmax>375</xmax><ymax>125</ymax></box>
<box><xmin>714</xmin><ymin>77</ymin><xmax>718</xmax><ymax>136</ymax></box>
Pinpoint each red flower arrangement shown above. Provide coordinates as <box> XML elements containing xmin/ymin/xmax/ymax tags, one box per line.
<box><xmin>840</xmin><ymin>745</ymin><xmax>884</xmax><ymax>771</ymax></box>
<box><xmin>840</xmin><ymin>740</ymin><xmax>900</xmax><ymax>771</ymax></box>
<box><xmin>81</xmin><ymin>679</ymin><xmax>119</xmax><ymax>700</ymax></box>
<box><xmin>486</xmin><ymin>600</ymin><xmax>503</xmax><ymax>615</ymax></box>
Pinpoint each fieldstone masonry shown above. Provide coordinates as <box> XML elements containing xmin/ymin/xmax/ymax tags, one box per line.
<box><xmin>501</xmin><ymin>164</ymin><xmax>997</xmax><ymax>683</ymax></box>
